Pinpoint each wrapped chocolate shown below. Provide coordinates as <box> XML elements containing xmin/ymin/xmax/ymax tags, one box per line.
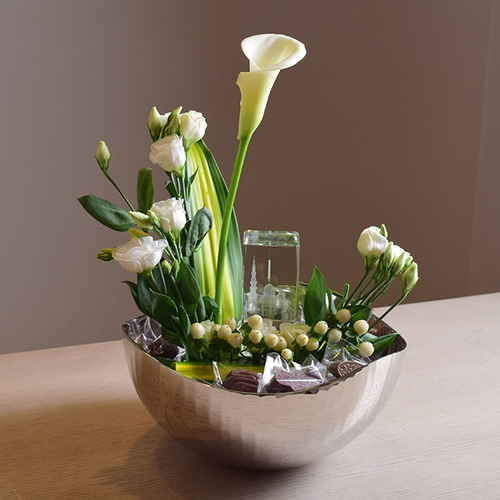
<box><xmin>322</xmin><ymin>340</ymin><xmax>370</xmax><ymax>382</ymax></box>
<box><xmin>122</xmin><ymin>315</ymin><xmax>185</xmax><ymax>360</ymax></box>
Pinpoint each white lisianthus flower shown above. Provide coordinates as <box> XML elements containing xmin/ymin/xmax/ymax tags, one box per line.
<box><xmin>150</xmin><ymin>199</ymin><xmax>187</xmax><ymax>233</ymax></box>
<box><xmin>357</xmin><ymin>226</ymin><xmax>389</xmax><ymax>268</ymax></box>
<box><xmin>112</xmin><ymin>236</ymin><xmax>167</xmax><ymax>274</ymax></box>
<box><xmin>149</xmin><ymin>135</ymin><xmax>186</xmax><ymax>173</ymax></box>
<box><xmin>180</xmin><ymin>110</ymin><xmax>207</xmax><ymax>148</ymax></box>
<box><xmin>237</xmin><ymin>33</ymin><xmax>306</xmax><ymax>139</ymax></box>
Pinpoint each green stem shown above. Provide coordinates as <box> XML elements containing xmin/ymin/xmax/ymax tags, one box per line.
<box><xmin>214</xmin><ymin>136</ymin><xmax>251</xmax><ymax>323</ymax></box>
<box><xmin>370</xmin><ymin>293</ymin><xmax>408</xmax><ymax>330</ymax></box>
<box><xmin>346</xmin><ymin>267</ymin><xmax>371</xmax><ymax>305</ymax></box>
<box><xmin>103</xmin><ymin>171</ymin><xmax>135</xmax><ymax>211</ymax></box>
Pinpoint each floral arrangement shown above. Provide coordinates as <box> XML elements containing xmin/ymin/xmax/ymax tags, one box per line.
<box><xmin>79</xmin><ymin>34</ymin><xmax>418</xmax><ymax>393</ymax></box>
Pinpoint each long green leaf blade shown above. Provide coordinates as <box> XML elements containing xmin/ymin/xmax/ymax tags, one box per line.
<box><xmin>186</xmin><ymin>141</ymin><xmax>242</xmax><ymax>320</ymax></box>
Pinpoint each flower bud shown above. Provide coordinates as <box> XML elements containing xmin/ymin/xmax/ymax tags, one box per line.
<box><xmin>180</xmin><ymin>110</ymin><xmax>207</xmax><ymax>148</ymax></box>
<box><xmin>150</xmin><ymin>199</ymin><xmax>187</xmax><ymax>233</ymax></box>
<box><xmin>296</xmin><ymin>333</ymin><xmax>309</xmax><ymax>347</ymax></box>
<box><xmin>358</xmin><ymin>341</ymin><xmax>374</xmax><ymax>357</ymax></box>
<box><xmin>228</xmin><ymin>332</ymin><xmax>243</xmax><ymax>348</ymax></box>
<box><xmin>165</xmin><ymin>106</ymin><xmax>182</xmax><ymax>136</ymax></box>
<box><xmin>335</xmin><ymin>308</ymin><xmax>351</xmax><ymax>324</ymax></box>
<box><xmin>249</xmin><ymin>329</ymin><xmax>262</xmax><ymax>344</ymax></box>
<box><xmin>248</xmin><ymin>314</ymin><xmax>263</xmax><ymax>330</ymax></box>
<box><xmin>129</xmin><ymin>211</ymin><xmax>154</xmax><ymax>230</ymax></box>
<box><xmin>306</xmin><ymin>338</ymin><xmax>320</xmax><ymax>352</ymax></box>
<box><xmin>96</xmin><ymin>141</ymin><xmax>111</xmax><ymax>173</ymax></box>
<box><xmin>264</xmin><ymin>333</ymin><xmax>279</xmax><ymax>348</ymax></box>
<box><xmin>314</xmin><ymin>321</ymin><xmax>328</xmax><ymax>335</ymax></box>
<box><xmin>148</xmin><ymin>107</ymin><xmax>170</xmax><ymax>142</ymax></box>
<box><xmin>328</xmin><ymin>328</ymin><xmax>342</xmax><ymax>343</ymax></box>
<box><xmin>128</xmin><ymin>228</ymin><xmax>149</xmax><ymax>239</ymax></box>
<box><xmin>96</xmin><ymin>248</ymin><xmax>114</xmax><ymax>261</ymax></box>
<box><xmin>274</xmin><ymin>336</ymin><xmax>287</xmax><ymax>352</ymax></box>
<box><xmin>402</xmin><ymin>262</ymin><xmax>419</xmax><ymax>295</ymax></box>
<box><xmin>190</xmin><ymin>323</ymin><xmax>205</xmax><ymax>340</ymax></box>
<box><xmin>149</xmin><ymin>135</ymin><xmax>186</xmax><ymax>174</ymax></box>
<box><xmin>353</xmin><ymin>319</ymin><xmax>369</xmax><ymax>335</ymax></box>
<box><xmin>357</xmin><ymin>225</ymin><xmax>389</xmax><ymax>268</ymax></box>
<box><xmin>218</xmin><ymin>324</ymin><xmax>232</xmax><ymax>340</ymax></box>
<box><xmin>223</xmin><ymin>317</ymin><xmax>237</xmax><ymax>330</ymax></box>
<box><xmin>161</xmin><ymin>260</ymin><xmax>172</xmax><ymax>273</ymax></box>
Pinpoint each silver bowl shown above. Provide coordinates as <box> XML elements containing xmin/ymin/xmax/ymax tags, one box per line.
<box><xmin>122</xmin><ymin>322</ymin><xmax>406</xmax><ymax>469</ymax></box>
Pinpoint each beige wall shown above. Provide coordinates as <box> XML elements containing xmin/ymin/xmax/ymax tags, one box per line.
<box><xmin>1</xmin><ymin>0</ymin><xmax>498</xmax><ymax>353</ymax></box>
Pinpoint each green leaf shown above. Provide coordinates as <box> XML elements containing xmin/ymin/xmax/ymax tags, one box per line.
<box><xmin>137</xmin><ymin>168</ymin><xmax>154</xmax><ymax>213</ymax></box>
<box><xmin>137</xmin><ymin>274</ymin><xmax>153</xmax><ymax>316</ymax></box>
<box><xmin>122</xmin><ymin>280</ymin><xmax>143</xmax><ymax>313</ymax></box>
<box><xmin>304</xmin><ymin>267</ymin><xmax>327</xmax><ymax>326</ymax></box>
<box><xmin>78</xmin><ymin>194</ymin><xmax>135</xmax><ymax>231</ymax></box>
<box><xmin>327</xmin><ymin>288</ymin><xmax>336</xmax><ymax>315</ymax></box>
<box><xmin>203</xmin><ymin>296</ymin><xmax>219</xmax><ymax>319</ymax></box>
<box><xmin>177</xmin><ymin>305</ymin><xmax>191</xmax><ymax>341</ymax></box>
<box><xmin>186</xmin><ymin>141</ymin><xmax>243</xmax><ymax>320</ymax></box>
<box><xmin>185</xmin><ymin>208</ymin><xmax>213</xmax><ymax>257</ymax></box>
<box><xmin>350</xmin><ymin>305</ymin><xmax>373</xmax><ymax>323</ymax></box>
<box><xmin>165</xmin><ymin>180</ymin><xmax>178</xmax><ymax>198</ymax></box>
<box><xmin>177</xmin><ymin>260</ymin><xmax>202</xmax><ymax>315</ymax></box>
<box><xmin>371</xmin><ymin>333</ymin><xmax>398</xmax><ymax>355</ymax></box>
<box><xmin>150</xmin><ymin>291</ymin><xmax>179</xmax><ymax>329</ymax></box>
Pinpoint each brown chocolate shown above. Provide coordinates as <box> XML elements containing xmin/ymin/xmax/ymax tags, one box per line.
<box><xmin>266</xmin><ymin>368</ymin><xmax>322</xmax><ymax>393</ymax></box>
<box><xmin>223</xmin><ymin>370</ymin><xmax>263</xmax><ymax>393</ymax></box>
<box><xmin>328</xmin><ymin>360</ymin><xmax>364</xmax><ymax>378</ymax></box>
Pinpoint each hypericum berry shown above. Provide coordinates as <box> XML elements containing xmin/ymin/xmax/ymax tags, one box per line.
<box><xmin>228</xmin><ymin>332</ymin><xmax>243</xmax><ymax>348</ymax></box>
<box><xmin>328</xmin><ymin>328</ymin><xmax>342</xmax><ymax>343</ymax></box>
<box><xmin>223</xmin><ymin>317</ymin><xmax>237</xmax><ymax>330</ymax></box>
<box><xmin>248</xmin><ymin>329</ymin><xmax>263</xmax><ymax>344</ymax></box>
<box><xmin>335</xmin><ymin>309</ymin><xmax>351</xmax><ymax>324</ymax></box>
<box><xmin>353</xmin><ymin>319</ymin><xmax>369</xmax><ymax>335</ymax></box>
<box><xmin>218</xmin><ymin>324</ymin><xmax>232</xmax><ymax>340</ymax></box>
<box><xmin>248</xmin><ymin>314</ymin><xmax>263</xmax><ymax>330</ymax></box>
<box><xmin>190</xmin><ymin>323</ymin><xmax>205</xmax><ymax>339</ymax></box>
<box><xmin>314</xmin><ymin>321</ymin><xmax>328</xmax><ymax>335</ymax></box>
<box><xmin>264</xmin><ymin>333</ymin><xmax>279</xmax><ymax>348</ymax></box>
<box><xmin>358</xmin><ymin>341</ymin><xmax>374</xmax><ymax>357</ymax></box>
<box><xmin>296</xmin><ymin>333</ymin><xmax>309</xmax><ymax>347</ymax></box>
<box><xmin>306</xmin><ymin>338</ymin><xmax>320</xmax><ymax>352</ymax></box>
<box><xmin>281</xmin><ymin>348</ymin><xmax>293</xmax><ymax>360</ymax></box>
<box><xmin>275</xmin><ymin>336</ymin><xmax>287</xmax><ymax>352</ymax></box>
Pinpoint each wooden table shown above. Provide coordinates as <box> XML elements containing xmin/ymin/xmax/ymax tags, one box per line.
<box><xmin>1</xmin><ymin>294</ymin><xmax>499</xmax><ymax>499</ymax></box>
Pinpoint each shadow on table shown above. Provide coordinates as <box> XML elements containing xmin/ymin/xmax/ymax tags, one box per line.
<box><xmin>102</xmin><ymin>427</ymin><xmax>303</xmax><ymax>500</ymax></box>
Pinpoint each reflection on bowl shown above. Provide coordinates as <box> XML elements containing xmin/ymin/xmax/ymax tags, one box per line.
<box><xmin>122</xmin><ymin>321</ymin><xmax>406</xmax><ymax>469</ymax></box>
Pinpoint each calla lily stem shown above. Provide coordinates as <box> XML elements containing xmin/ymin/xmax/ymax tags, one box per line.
<box><xmin>214</xmin><ymin>136</ymin><xmax>251</xmax><ymax>323</ymax></box>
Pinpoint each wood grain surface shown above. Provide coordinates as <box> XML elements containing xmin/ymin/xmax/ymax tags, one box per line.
<box><xmin>1</xmin><ymin>294</ymin><xmax>499</xmax><ymax>499</ymax></box>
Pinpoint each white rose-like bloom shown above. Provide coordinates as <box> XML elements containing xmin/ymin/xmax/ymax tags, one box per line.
<box><xmin>237</xmin><ymin>34</ymin><xmax>306</xmax><ymax>139</ymax></box>
<box><xmin>357</xmin><ymin>226</ymin><xmax>389</xmax><ymax>267</ymax></box>
<box><xmin>149</xmin><ymin>135</ymin><xmax>186</xmax><ymax>173</ymax></box>
<box><xmin>150</xmin><ymin>199</ymin><xmax>187</xmax><ymax>232</ymax></box>
<box><xmin>180</xmin><ymin>110</ymin><xmax>207</xmax><ymax>148</ymax></box>
<box><xmin>112</xmin><ymin>237</ymin><xmax>168</xmax><ymax>274</ymax></box>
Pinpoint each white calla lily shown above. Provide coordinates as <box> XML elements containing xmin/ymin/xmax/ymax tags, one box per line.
<box><xmin>237</xmin><ymin>34</ymin><xmax>306</xmax><ymax>139</ymax></box>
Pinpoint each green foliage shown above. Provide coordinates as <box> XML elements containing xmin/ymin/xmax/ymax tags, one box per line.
<box><xmin>78</xmin><ymin>195</ymin><xmax>135</xmax><ymax>231</ymax></box>
<box><xmin>136</xmin><ymin>168</ymin><xmax>154</xmax><ymax>213</ymax></box>
<box><xmin>304</xmin><ymin>267</ymin><xmax>327</xmax><ymax>325</ymax></box>
<box><xmin>184</xmin><ymin>208</ymin><xmax>213</xmax><ymax>257</ymax></box>
<box><xmin>186</xmin><ymin>141</ymin><xmax>243</xmax><ymax>320</ymax></box>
